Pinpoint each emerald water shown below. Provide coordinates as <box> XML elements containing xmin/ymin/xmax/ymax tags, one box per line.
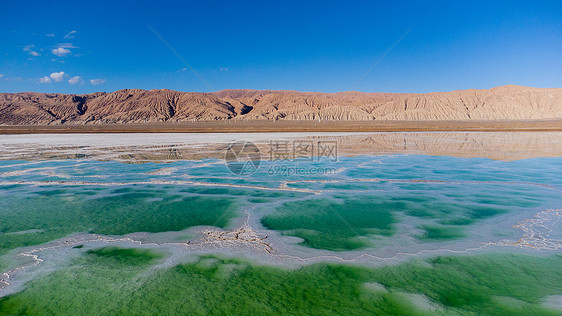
<box><xmin>0</xmin><ymin>132</ymin><xmax>561</xmax><ymax>314</ymax></box>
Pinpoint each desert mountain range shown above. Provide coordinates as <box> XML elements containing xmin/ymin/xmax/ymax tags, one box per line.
<box><xmin>0</xmin><ymin>85</ymin><xmax>561</xmax><ymax>125</ymax></box>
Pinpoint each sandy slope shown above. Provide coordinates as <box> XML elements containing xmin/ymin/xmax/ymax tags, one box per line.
<box><xmin>0</xmin><ymin>85</ymin><xmax>560</xmax><ymax>125</ymax></box>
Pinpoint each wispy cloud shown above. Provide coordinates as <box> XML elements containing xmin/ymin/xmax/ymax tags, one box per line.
<box><xmin>49</xmin><ymin>71</ymin><xmax>65</xmax><ymax>82</ymax></box>
<box><xmin>46</xmin><ymin>33</ymin><xmax>55</xmax><ymax>37</ymax></box>
<box><xmin>63</xmin><ymin>30</ymin><xmax>77</xmax><ymax>39</ymax></box>
<box><xmin>56</xmin><ymin>43</ymin><xmax>78</xmax><ymax>49</ymax></box>
<box><xmin>90</xmin><ymin>79</ymin><xmax>105</xmax><ymax>85</ymax></box>
<box><xmin>68</xmin><ymin>76</ymin><xmax>83</xmax><ymax>85</ymax></box>
<box><xmin>52</xmin><ymin>47</ymin><xmax>71</xmax><ymax>57</ymax></box>
<box><xmin>23</xmin><ymin>44</ymin><xmax>40</xmax><ymax>56</ymax></box>
<box><xmin>39</xmin><ymin>76</ymin><xmax>51</xmax><ymax>83</ymax></box>
<box><xmin>220</xmin><ymin>67</ymin><xmax>229</xmax><ymax>72</ymax></box>
<box><xmin>0</xmin><ymin>74</ymin><xmax>4</xmax><ymax>79</ymax></box>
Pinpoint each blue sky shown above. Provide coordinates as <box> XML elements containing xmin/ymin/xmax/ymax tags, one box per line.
<box><xmin>0</xmin><ymin>0</ymin><xmax>560</xmax><ymax>94</ymax></box>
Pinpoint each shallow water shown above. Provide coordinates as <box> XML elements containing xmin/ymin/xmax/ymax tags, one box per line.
<box><xmin>0</xmin><ymin>132</ymin><xmax>561</xmax><ymax>314</ymax></box>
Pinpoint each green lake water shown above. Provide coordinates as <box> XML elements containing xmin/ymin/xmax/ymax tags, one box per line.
<box><xmin>0</xmin><ymin>133</ymin><xmax>561</xmax><ymax>314</ymax></box>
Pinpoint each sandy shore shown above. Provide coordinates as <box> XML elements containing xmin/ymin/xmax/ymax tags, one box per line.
<box><xmin>1</xmin><ymin>119</ymin><xmax>562</xmax><ymax>134</ymax></box>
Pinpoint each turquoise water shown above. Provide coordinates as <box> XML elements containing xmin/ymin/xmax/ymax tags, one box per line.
<box><xmin>1</xmin><ymin>155</ymin><xmax>560</xmax><ymax>252</ymax></box>
<box><xmin>1</xmin><ymin>139</ymin><xmax>561</xmax><ymax>314</ymax></box>
<box><xmin>0</xmin><ymin>186</ymin><xmax>238</xmax><ymax>255</ymax></box>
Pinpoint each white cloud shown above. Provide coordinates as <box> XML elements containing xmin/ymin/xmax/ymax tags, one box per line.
<box><xmin>220</xmin><ymin>67</ymin><xmax>229</xmax><ymax>72</ymax></box>
<box><xmin>52</xmin><ymin>47</ymin><xmax>71</xmax><ymax>57</ymax></box>
<box><xmin>90</xmin><ymin>79</ymin><xmax>105</xmax><ymax>85</ymax></box>
<box><xmin>0</xmin><ymin>74</ymin><xmax>4</xmax><ymax>78</ymax></box>
<box><xmin>68</xmin><ymin>76</ymin><xmax>83</xmax><ymax>85</ymax></box>
<box><xmin>51</xmin><ymin>43</ymin><xmax>78</xmax><ymax>57</ymax></box>
<box><xmin>63</xmin><ymin>30</ymin><xmax>77</xmax><ymax>39</ymax></box>
<box><xmin>49</xmin><ymin>71</ymin><xmax>65</xmax><ymax>82</ymax></box>
<box><xmin>23</xmin><ymin>44</ymin><xmax>40</xmax><ymax>56</ymax></box>
<box><xmin>46</xmin><ymin>33</ymin><xmax>55</xmax><ymax>37</ymax></box>
<box><xmin>39</xmin><ymin>76</ymin><xmax>52</xmax><ymax>83</ymax></box>
<box><xmin>56</xmin><ymin>43</ymin><xmax>78</xmax><ymax>49</ymax></box>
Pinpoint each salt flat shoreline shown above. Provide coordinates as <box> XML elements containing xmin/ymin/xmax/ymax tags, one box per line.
<box><xmin>1</xmin><ymin>119</ymin><xmax>562</xmax><ymax>134</ymax></box>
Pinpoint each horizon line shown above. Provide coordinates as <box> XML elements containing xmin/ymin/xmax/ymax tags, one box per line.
<box><xmin>3</xmin><ymin>84</ymin><xmax>561</xmax><ymax>96</ymax></box>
